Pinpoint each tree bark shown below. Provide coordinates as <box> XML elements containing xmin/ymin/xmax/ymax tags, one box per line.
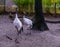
<box><xmin>32</xmin><ymin>0</ymin><xmax>49</xmax><ymax>31</ymax></box>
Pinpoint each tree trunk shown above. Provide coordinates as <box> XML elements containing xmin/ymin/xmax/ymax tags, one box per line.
<box><xmin>32</xmin><ymin>0</ymin><xmax>49</xmax><ymax>31</ymax></box>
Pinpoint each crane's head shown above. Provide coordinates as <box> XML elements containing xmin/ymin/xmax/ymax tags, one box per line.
<box><xmin>16</xmin><ymin>8</ymin><xmax>18</xmax><ymax>13</ymax></box>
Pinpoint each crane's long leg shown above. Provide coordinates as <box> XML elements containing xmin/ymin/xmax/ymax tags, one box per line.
<box><xmin>15</xmin><ymin>26</ymin><xmax>20</xmax><ymax>43</ymax></box>
<box><xmin>30</xmin><ymin>24</ymin><xmax>32</xmax><ymax>29</ymax></box>
<box><xmin>15</xmin><ymin>26</ymin><xmax>23</xmax><ymax>43</ymax></box>
<box><xmin>17</xmin><ymin>27</ymin><xmax>23</xmax><ymax>39</ymax></box>
<box><xmin>18</xmin><ymin>27</ymin><xmax>23</xmax><ymax>35</ymax></box>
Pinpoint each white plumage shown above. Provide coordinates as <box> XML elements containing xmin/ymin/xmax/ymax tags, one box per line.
<box><xmin>23</xmin><ymin>15</ymin><xmax>33</xmax><ymax>29</ymax></box>
<box><xmin>13</xmin><ymin>8</ymin><xmax>23</xmax><ymax>43</ymax></box>
<box><xmin>13</xmin><ymin>13</ymin><xmax>23</xmax><ymax>35</ymax></box>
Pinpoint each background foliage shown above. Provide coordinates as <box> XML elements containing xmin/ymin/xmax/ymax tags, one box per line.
<box><xmin>13</xmin><ymin>0</ymin><xmax>34</xmax><ymax>14</ymax></box>
<box><xmin>13</xmin><ymin>0</ymin><xmax>60</xmax><ymax>14</ymax></box>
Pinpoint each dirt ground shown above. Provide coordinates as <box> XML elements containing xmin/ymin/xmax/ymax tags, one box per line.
<box><xmin>0</xmin><ymin>15</ymin><xmax>60</xmax><ymax>47</ymax></box>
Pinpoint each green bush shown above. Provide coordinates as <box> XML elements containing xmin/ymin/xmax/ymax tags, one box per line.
<box><xmin>13</xmin><ymin>0</ymin><xmax>34</xmax><ymax>14</ymax></box>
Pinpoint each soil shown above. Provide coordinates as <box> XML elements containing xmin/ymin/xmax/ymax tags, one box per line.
<box><xmin>0</xmin><ymin>15</ymin><xmax>60</xmax><ymax>47</ymax></box>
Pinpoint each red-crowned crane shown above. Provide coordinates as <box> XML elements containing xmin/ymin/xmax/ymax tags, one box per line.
<box><xmin>23</xmin><ymin>12</ymin><xmax>33</xmax><ymax>30</ymax></box>
<box><xmin>13</xmin><ymin>8</ymin><xmax>23</xmax><ymax>43</ymax></box>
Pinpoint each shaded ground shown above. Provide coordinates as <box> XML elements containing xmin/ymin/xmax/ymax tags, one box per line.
<box><xmin>0</xmin><ymin>15</ymin><xmax>60</xmax><ymax>47</ymax></box>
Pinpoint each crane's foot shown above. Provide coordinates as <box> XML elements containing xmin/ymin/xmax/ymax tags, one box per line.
<box><xmin>15</xmin><ymin>39</ymin><xmax>20</xmax><ymax>43</ymax></box>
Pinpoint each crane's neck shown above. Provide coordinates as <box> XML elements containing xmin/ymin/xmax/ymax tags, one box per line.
<box><xmin>23</xmin><ymin>15</ymin><xmax>25</xmax><ymax>18</ymax></box>
<box><xmin>15</xmin><ymin>8</ymin><xmax>18</xmax><ymax>18</ymax></box>
<box><xmin>15</xmin><ymin>13</ymin><xmax>18</xmax><ymax>18</ymax></box>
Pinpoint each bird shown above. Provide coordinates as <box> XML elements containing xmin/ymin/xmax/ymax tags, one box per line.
<box><xmin>13</xmin><ymin>8</ymin><xmax>23</xmax><ymax>43</ymax></box>
<box><xmin>23</xmin><ymin>12</ymin><xmax>33</xmax><ymax>29</ymax></box>
<box><xmin>13</xmin><ymin>8</ymin><xmax>23</xmax><ymax>35</ymax></box>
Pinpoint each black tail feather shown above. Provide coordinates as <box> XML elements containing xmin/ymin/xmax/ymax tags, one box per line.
<box><xmin>17</xmin><ymin>27</ymin><xmax>23</xmax><ymax>35</ymax></box>
<box><xmin>21</xmin><ymin>27</ymin><xmax>23</xmax><ymax>32</ymax></box>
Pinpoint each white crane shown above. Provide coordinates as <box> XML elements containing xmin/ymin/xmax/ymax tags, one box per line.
<box><xmin>23</xmin><ymin>15</ymin><xmax>33</xmax><ymax>29</ymax></box>
<box><xmin>13</xmin><ymin>12</ymin><xmax>23</xmax><ymax>35</ymax></box>
<box><xmin>13</xmin><ymin>8</ymin><xmax>23</xmax><ymax>43</ymax></box>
